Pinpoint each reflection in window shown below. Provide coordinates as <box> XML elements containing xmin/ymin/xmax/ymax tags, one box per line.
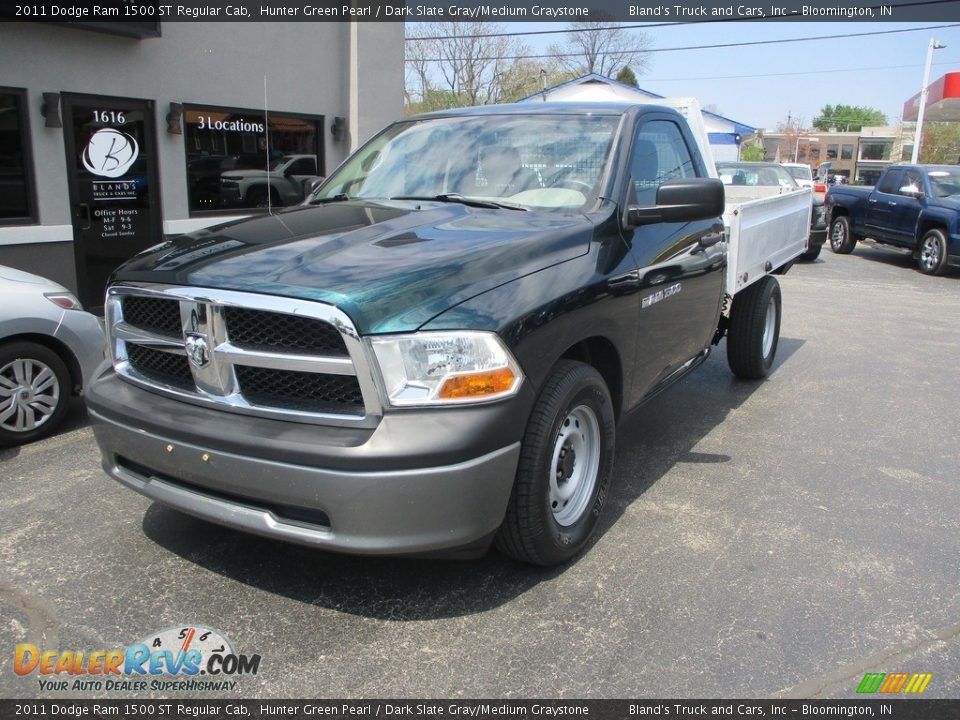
<box><xmin>184</xmin><ymin>107</ymin><xmax>323</xmax><ymax>214</ymax></box>
<box><xmin>859</xmin><ymin>141</ymin><xmax>892</xmax><ymax>161</ymax></box>
<box><xmin>0</xmin><ymin>89</ymin><xmax>35</xmax><ymax>223</ymax></box>
<box><xmin>826</xmin><ymin>144</ymin><xmax>838</xmax><ymax>160</ymax></box>
<box><xmin>841</xmin><ymin>144</ymin><xmax>854</xmax><ymax>160</ymax></box>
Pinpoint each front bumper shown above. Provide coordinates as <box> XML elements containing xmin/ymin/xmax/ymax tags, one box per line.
<box><xmin>88</xmin><ymin>372</ymin><xmax>529</xmax><ymax>556</ymax></box>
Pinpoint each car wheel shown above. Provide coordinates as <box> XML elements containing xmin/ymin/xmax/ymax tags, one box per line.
<box><xmin>247</xmin><ymin>187</ymin><xmax>277</xmax><ymax>209</ymax></box>
<box><xmin>917</xmin><ymin>229</ymin><xmax>949</xmax><ymax>276</ymax></box>
<box><xmin>829</xmin><ymin>216</ymin><xmax>857</xmax><ymax>254</ymax></box>
<box><xmin>727</xmin><ymin>276</ymin><xmax>782</xmax><ymax>380</ymax></box>
<box><xmin>0</xmin><ymin>341</ymin><xmax>71</xmax><ymax>446</ymax></box>
<box><xmin>495</xmin><ymin>360</ymin><xmax>616</xmax><ymax>566</ymax></box>
<box><xmin>799</xmin><ymin>244</ymin><xmax>822</xmax><ymax>261</ymax></box>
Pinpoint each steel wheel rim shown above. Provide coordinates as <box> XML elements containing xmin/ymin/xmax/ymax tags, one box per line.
<box><xmin>0</xmin><ymin>358</ymin><xmax>61</xmax><ymax>433</ymax></box>
<box><xmin>762</xmin><ymin>298</ymin><xmax>777</xmax><ymax>359</ymax></box>
<box><xmin>921</xmin><ymin>236</ymin><xmax>941</xmax><ymax>270</ymax></box>
<box><xmin>549</xmin><ymin>404</ymin><xmax>601</xmax><ymax>527</ymax></box>
<box><xmin>831</xmin><ymin>222</ymin><xmax>846</xmax><ymax>250</ymax></box>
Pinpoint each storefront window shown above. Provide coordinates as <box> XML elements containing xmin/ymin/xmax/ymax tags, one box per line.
<box><xmin>0</xmin><ymin>88</ymin><xmax>36</xmax><ymax>224</ymax></box>
<box><xmin>860</xmin><ymin>141</ymin><xmax>892</xmax><ymax>161</ymax></box>
<box><xmin>183</xmin><ymin>105</ymin><xmax>323</xmax><ymax>214</ymax></box>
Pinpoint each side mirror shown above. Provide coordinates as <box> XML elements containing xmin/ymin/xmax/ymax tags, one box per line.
<box><xmin>626</xmin><ymin>177</ymin><xmax>725</xmax><ymax>228</ymax></box>
<box><xmin>899</xmin><ymin>185</ymin><xmax>923</xmax><ymax>198</ymax></box>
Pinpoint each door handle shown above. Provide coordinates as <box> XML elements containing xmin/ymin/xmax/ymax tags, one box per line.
<box><xmin>868</xmin><ymin>199</ymin><xmax>878</xmax><ymax>203</ymax></box>
<box><xmin>888</xmin><ymin>202</ymin><xmax>898</xmax><ymax>207</ymax></box>
<box><xmin>76</xmin><ymin>204</ymin><xmax>92</xmax><ymax>230</ymax></box>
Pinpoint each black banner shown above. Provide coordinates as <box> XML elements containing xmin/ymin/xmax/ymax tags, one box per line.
<box><xmin>2</xmin><ymin>700</ymin><xmax>960</xmax><ymax>720</ymax></box>
<box><xmin>3</xmin><ymin>0</ymin><xmax>960</xmax><ymax>23</ymax></box>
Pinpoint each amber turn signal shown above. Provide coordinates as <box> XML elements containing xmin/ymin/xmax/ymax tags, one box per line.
<box><xmin>437</xmin><ymin>367</ymin><xmax>517</xmax><ymax>400</ymax></box>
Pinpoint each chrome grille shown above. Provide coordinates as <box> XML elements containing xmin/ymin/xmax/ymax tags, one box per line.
<box><xmin>121</xmin><ymin>296</ymin><xmax>182</xmax><ymax>338</ymax></box>
<box><xmin>235</xmin><ymin>366</ymin><xmax>364</xmax><ymax>415</ymax></box>
<box><xmin>223</xmin><ymin>307</ymin><xmax>348</xmax><ymax>356</ymax></box>
<box><xmin>126</xmin><ymin>344</ymin><xmax>195</xmax><ymax>391</ymax></box>
<box><xmin>106</xmin><ymin>285</ymin><xmax>381</xmax><ymax>426</ymax></box>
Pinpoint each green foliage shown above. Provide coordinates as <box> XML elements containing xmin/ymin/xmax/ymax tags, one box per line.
<box><xmin>812</xmin><ymin>104</ymin><xmax>887</xmax><ymax>132</ymax></box>
<box><xmin>920</xmin><ymin>122</ymin><xmax>960</xmax><ymax>164</ymax></box>
<box><xmin>616</xmin><ymin>66</ymin><xmax>638</xmax><ymax>87</ymax></box>
<box><xmin>739</xmin><ymin>142</ymin><xmax>765</xmax><ymax>161</ymax></box>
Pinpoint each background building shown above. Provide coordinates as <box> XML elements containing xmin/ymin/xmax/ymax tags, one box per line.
<box><xmin>0</xmin><ymin>21</ymin><xmax>404</xmax><ymax>309</ymax></box>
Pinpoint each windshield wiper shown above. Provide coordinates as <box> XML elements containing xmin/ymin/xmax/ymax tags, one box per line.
<box><xmin>390</xmin><ymin>193</ymin><xmax>528</xmax><ymax>211</ymax></box>
<box><xmin>308</xmin><ymin>193</ymin><xmax>351</xmax><ymax>205</ymax></box>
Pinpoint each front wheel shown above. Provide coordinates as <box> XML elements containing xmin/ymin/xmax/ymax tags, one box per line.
<box><xmin>917</xmin><ymin>229</ymin><xmax>949</xmax><ymax>276</ymax></box>
<box><xmin>495</xmin><ymin>360</ymin><xmax>616</xmax><ymax>566</ymax></box>
<box><xmin>0</xmin><ymin>341</ymin><xmax>72</xmax><ymax>446</ymax></box>
<box><xmin>829</xmin><ymin>216</ymin><xmax>857</xmax><ymax>254</ymax></box>
<box><xmin>727</xmin><ymin>276</ymin><xmax>782</xmax><ymax>380</ymax></box>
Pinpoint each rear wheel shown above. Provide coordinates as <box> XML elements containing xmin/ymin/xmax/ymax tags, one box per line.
<box><xmin>0</xmin><ymin>341</ymin><xmax>71</xmax><ymax>446</ymax></box>
<box><xmin>495</xmin><ymin>360</ymin><xmax>616</xmax><ymax>566</ymax></box>
<box><xmin>829</xmin><ymin>215</ymin><xmax>857</xmax><ymax>254</ymax></box>
<box><xmin>917</xmin><ymin>229</ymin><xmax>949</xmax><ymax>276</ymax></box>
<box><xmin>726</xmin><ymin>276</ymin><xmax>781</xmax><ymax>380</ymax></box>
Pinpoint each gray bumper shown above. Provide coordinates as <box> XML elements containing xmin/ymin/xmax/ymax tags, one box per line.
<box><xmin>88</xmin><ymin>373</ymin><xmax>527</xmax><ymax>556</ymax></box>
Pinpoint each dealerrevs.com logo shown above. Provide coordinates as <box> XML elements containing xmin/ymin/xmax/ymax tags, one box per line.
<box><xmin>14</xmin><ymin>625</ymin><xmax>261</xmax><ymax>693</ymax></box>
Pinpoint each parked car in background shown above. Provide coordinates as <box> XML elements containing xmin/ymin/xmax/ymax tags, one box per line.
<box><xmin>826</xmin><ymin>164</ymin><xmax>960</xmax><ymax>275</ymax></box>
<box><xmin>0</xmin><ymin>266</ymin><xmax>105</xmax><ymax>445</ymax></box>
<box><xmin>781</xmin><ymin>162</ymin><xmax>815</xmax><ymax>189</ymax></box>
<box><xmin>219</xmin><ymin>154</ymin><xmax>322</xmax><ymax>209</ymax></box>
<box><xmin>717</xmin><ymin>161</ymin><xmax>824</xmax><ymax>261</ymax></box>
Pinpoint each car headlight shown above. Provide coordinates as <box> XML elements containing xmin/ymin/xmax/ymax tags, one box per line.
<box><xmin>369</xmin><ymin>331</ymin><xmax>523</xmax><ymax>407</ymax></box>
<box><xmin>44</xmin><ymin>292</ymin><xmax>82</xmax><ymax>310</ymax></box>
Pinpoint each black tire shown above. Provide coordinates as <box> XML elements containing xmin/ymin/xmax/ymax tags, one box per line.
<box><xmin>0</xmin><ymin>341</ymin><xmax>71</xmax><ymax>446</ymax></box>
<box><xmin>726</xmin><ymin>276</ymin><xmax>782</xmax><ymax>380</ymax></box>
<box><xmin>495</xmin><ymin>360</ymin><xmax>616</xmax><ymax>566</ymax></box>
<box><xmin>829</xmin><ymin>215</ymin><xmax>857</xmax><ymax>254</ymax></box>
<box><xmin>917</xmin><ymin>229</ymin><xmax>949</xmax><ymax>276</ymax></box>
<box><xmin>799</xmin><ymin>243</ymin><xmax>822</xmax><ymax>261</ymax></box>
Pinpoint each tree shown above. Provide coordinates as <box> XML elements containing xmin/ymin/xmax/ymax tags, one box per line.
<box><xmin>548</xmin><ymin>21</ymin><xmax>652</xmax><ymax>79</ymax></box>
<box><xmin>740</xmin><ymin>141</ymin><xmax>765</xmax><ymax>161</ymax></box>
<box><xmin>405</xmin><ymin>22</ymin><xmax>530</xmax><ymax>112</ymax></box>
<box><xmin>616</xmin><ymin>66</ymin><xmax>638</xmax><ymax>87</ymax></box>
<box><xmin>812</xmin><ymin>104</ymin><xmax>887</xmax><ymax>132</ymax></box>
<box><xmin>919</xmin><ymin>122</ymin><xmax>960</xmax><ymax>164</ymax></box>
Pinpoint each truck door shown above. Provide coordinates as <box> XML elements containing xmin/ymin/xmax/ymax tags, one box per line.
<box><xmin>889</xmin><ymin>168</ymin><xmax>925</xmax><ymax>244</ymax></box>
<box><xmin>865</xmin><ymin>169</ymin><xmax>904</xmax><ymax>240</ymax></box>
<box><xmin>623</xmin><ymin>116</ymin><xmax>725</xmax><ymax>400</ymax></box>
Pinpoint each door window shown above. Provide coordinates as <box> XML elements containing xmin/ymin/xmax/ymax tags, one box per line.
<box><xmin>629</xmin><ymin>120</ymin><xmax>696</xmax><ymax>206</ymax></box>
<box><xmin>876</xmin><ymin>170</ymin><xmax>903</xmax><ymax>195</ymax></box>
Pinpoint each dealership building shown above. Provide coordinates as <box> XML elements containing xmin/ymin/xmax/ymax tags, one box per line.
<box><xmin>0</xmin><ymin>21</ymin><xmax>404</xmax><ymax>309</ymax></box>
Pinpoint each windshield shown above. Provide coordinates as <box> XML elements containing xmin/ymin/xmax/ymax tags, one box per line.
<box><xmin>311</xmin><ymin>114</ymin><xmax>621</xmax><ymax>211</ymax></box>
<box><xmin>268</xmin><ymin>155</ymin><xmax>295</xmax><ymax>172</ymax></box>
<box><xmin>717</xmin><ymin>163</ymin><xmax>799</xmax><ymax>189</ymax></box>
<box><xmin>927</xmin><ymin>168</ymin><xmax>960</xmax><ymax>198</ymax></box>
<box><xmin>785</xmin><ymin>165</ymin><xmax>812</xmax><ymax>181</ymax></box>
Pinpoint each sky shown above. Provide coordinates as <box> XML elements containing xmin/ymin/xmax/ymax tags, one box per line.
<box><xmin>483</xmin><ymin>21</ymin><xmax>960</xmax><ymax>131</ymax></box>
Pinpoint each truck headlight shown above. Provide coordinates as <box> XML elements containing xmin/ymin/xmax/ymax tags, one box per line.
<box><xmin>369</xmin><ymin>331</ymin><xmax>523</xmax><ymax>406</ymax></box>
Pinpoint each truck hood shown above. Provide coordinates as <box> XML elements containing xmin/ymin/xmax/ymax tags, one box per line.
<box><xmin>114</xmin><ymin>200</ymin><xmax>594</xmax><ymax>334</ymax></box>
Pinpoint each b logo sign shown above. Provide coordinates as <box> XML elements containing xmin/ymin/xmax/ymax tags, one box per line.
<box><xmin>82</xmin><ymin>128</ymin><xmax>139</xmax><ymax>178</ymax></box>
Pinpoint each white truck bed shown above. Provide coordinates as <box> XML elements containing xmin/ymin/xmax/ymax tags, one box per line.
<box><xmin>723</xmin><ymin>187</ymin><xmax>811</xmax><ymax>297</ymax></box>
<box><xmin>647</xmin><ymin>97</ymin><xmax>811</xmax><ymax>297</ymax></box>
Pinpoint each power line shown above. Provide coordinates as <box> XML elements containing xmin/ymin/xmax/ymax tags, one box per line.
<box><xmin>648</xmin><ymin>58</ymin><xmax>960</xmax><ymax>83</ymax></box>
<box><xmin>405</xmin><ymin>22</ymin><xmax>960</xmax><ymax>62</ymax></box>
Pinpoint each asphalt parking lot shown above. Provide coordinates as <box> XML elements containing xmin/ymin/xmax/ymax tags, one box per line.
<box><xmin>1</xmin><ymin>243</ymin><xmax>958</xmax><ymax>700</ymax></box>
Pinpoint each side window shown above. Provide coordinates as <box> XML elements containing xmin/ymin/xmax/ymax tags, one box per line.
<box><xmin>629</xmin><ymin>120</ymin><xmax>696</xmax><ymax>206</ymax></box>
<box><xmin>288</xmin><ymin>157</ymin><xmax>317</xmax><ymax>175</ymax></box>
<box><xmin>876</xmin><ymin>169</ymin><xmax>903</xmax><ymax>195</ymax></box>
<box><xmin>900</xmin><ymin>170</ymin><xmax>923</xmax><ymax>196</ymax></box>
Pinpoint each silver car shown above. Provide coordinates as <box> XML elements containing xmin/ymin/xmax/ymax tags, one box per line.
<box><xmin>0</xmin><ymin>265</ymin><xmax>106</xmax><ymax>445</ymax></box>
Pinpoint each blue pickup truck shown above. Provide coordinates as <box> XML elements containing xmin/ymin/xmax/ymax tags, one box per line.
<box><xmin>825</xmin><ymin>164</ymin><xmax>960</xmax><ymax>275</ymax></box>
